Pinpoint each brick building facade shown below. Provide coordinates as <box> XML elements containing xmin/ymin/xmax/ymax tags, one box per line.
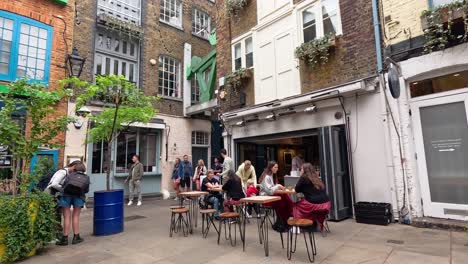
<box><xmin>0</xmin><ymin>0</ymin><xmax>75</xmax><ymax>170</ymax></box>
<box><xmin>216</xmin><ymin>0</ymin><xmax>392</xmax><ymax>221</ymax></box>
<box><xmin>66</xmin><ymin>0</ymin><xmax>217</xmax><ymax>197</ymax></box>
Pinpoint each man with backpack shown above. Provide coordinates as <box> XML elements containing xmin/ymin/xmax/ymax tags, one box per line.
<box><xmin>125</xmin><ymin>155</ymin><xmax>144</xmax><ymax>206</ymax></box>
<box><xmin>178</xmin><ymin>154</ymin><xmax>193</xmax><ymax>192</ymax></box>
<box><xmin>56</xmin><ymin>163</ymin><xmax>90</xmax><ymax>246</ymax></box>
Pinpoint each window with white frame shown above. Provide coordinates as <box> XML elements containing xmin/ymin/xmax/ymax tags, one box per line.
<box><xmin>232</xmin><ymin>36</ymin><xmax>253</xmax><ymax>70</ymax></box>
<box><xmin>431</xmin><ymin>0</ymin><xmax>457</xmax><ymax>8</ymax></box>
<box><xmin>160</xmin><ymin>0</ymin><xmax>182</xmax><ymax>28</ymax></box>
<box><xmin>97</xmin><ymin>0</ymin><xmax>141</xmax><ymax>25</ymax></box>
<box><xmin>94</xmin><ymin>31</ymin><xmax>139</xmax><ymax>84</ymax></box>
<box><xmin>192</xmin><ymin>131</ymin><xmax>209</xmax><ymax>146</ymax></box>
<box><xmin>301</xmin><ymin>0</ymin><xmax>341</xmax><ymax>43</ymax></box>
<box><xmin>192</xmin><ymin>9</ymin><xmax>211</xmax><ymax>39</ymax></box>
<box><xmin>158</xmin><ymin>56</ymin><xmax>180</xmax><ymax>98</ymax></box>
<box><xmin>191</xmin><ymin>75</ymin><xmax>200</xmax><ymax>102</ymax></box>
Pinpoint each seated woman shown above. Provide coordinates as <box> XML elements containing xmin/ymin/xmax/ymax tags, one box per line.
<box><xmin>259</xmin><ymin>161</ymin><xmax>293</xmax><ymax>232</ymax></box>
<box><xmin>222</xmin><ymin>170</ymin><xmax>245</xmax><ymax>212</ymax></box>
<box><xmin>293</xmin><ymin>163</ymin><xmax>331</xmax><ymax>231</ymax></box>
<box><xmin>201</xmin><ymin>170</ymin><xmax>223</xmax><ymax>219</ymax></box>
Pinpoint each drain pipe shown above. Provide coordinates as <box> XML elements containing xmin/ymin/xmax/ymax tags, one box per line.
<box><xmin>372</xmin><ymin>0</ymin><xmax>383</xmax><ymax>72</ymax></box>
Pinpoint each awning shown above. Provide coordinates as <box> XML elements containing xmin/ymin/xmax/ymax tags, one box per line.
<box><xmin>126</xmin><ymin>118</ymin><xmax>166</xmax><ymax>130</ymax></box>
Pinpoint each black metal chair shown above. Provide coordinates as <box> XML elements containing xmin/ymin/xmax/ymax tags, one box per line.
<box><xmin>169</xmin><ymin>207</ymin><xmax>191</xmax><ymax>237</ymax></box>
<box><xmin>286</xmin><ymin>219</ymin><xmax>317</xmax><ymax>263</ymax></box>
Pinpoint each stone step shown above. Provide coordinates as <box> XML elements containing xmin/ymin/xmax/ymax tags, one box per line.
<box><xmin>411</xmin><ymin>217</ymin><xmax>468</xmax><ymax>232</ymax></box>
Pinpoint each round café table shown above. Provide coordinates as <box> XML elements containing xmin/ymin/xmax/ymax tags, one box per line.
<box><xmin>179</xmin><ymin>191</ymin><xmax>209</xmax><ymax>231</ymax></box>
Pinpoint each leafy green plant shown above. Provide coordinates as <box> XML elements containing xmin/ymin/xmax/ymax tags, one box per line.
<box><xmin>226</xmin><ymin>0</ymin><xmax>248</xmax><ymax>17</ymax></box>
<box><xmin>0</xmin><ymin>192</ymin><xmax>57</xmax><ymax>263</ymax></box>
<box><xmin>0</xmin><ymin>80</ymin><xmax>74</xmax><ymax>195</ymax></box>
<box><xmin>62</xmin><ymin>75</ymin><xmax>158</xmax><ymax>191</ymax></box>
<box><xmin>225</xmin><ymin>68</ymin><xmax>251</xmax><ymax>91</ymax></box>
<box><xmin>295</xmin><ymin>34</ymin><xmax>335</xmax><ymax>68</ymax></box>
<box><xmin>421</xmin><ymin>1</ymin><xmax>468</xmax><ymax>53</ymax></box>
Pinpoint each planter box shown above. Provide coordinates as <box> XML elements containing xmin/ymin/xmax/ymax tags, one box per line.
<box><xmin>421</xmin><ymin>7</ymin><xmax>465</xmax><ymax>30</ymax></box>
<box><xmin>354</xmin><ymin>202</ymin><xmax>393</xmax><ymax>226</ymax></box>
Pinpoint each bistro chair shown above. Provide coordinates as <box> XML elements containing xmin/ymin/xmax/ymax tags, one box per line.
<box><xmin>217</xmin><ymin>212</ymin><xmax>242</xmax><ymax>247</ymax></box>
<box><xmin>200</xmin><ymin>208</ymin><xmax>219</xmax><ymax>238</ymax></box>
<box><xmin>286</xmin><ymin>219</ymin><xmax>317</xmax><ymax>263</ymax></box>
<box><xmin>169</xmin><ymin>207</ymin><xmax>191</xmax><ymax>237</ymax></box>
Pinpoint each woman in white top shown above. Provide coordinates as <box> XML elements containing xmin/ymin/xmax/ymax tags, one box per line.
<box><xmin>259</xmin><ymin>161</ymin><xmax>293</xmax><ymax>232</ymax></box>
<box><xmin>193</xmin><ymin>159</ymin><xmax>207</xmax><ymax>191</ymax></box>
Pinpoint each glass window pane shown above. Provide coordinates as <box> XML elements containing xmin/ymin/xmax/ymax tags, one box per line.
<box><xmin>322</xmin><ymin>0</ymin><xmax>338</xmax><ymax>35</ymax></box>
<box><xmin>245</xmin><ymin>37</ymin><xmax>253</xmax><ymax>53</ymax></box>
<box><xmin>114</xmin><ymin>60</ymin><xmax>119</xmax><ymax>75</ymax></box>
<box><xmin>420</xmin><ymin>102</ymin><xmax>468</xmax><ymax>204</ymax></box>
<box><xmin>234</xmin><ymin>43</ymin><xmax>241</xmax><ymax>59</ymax></box>
<box><xmin>116</xmin><ymin>132</ymin><xmax>137</xmax><ymax>174</ymax></box>
<box><xmin>304</xmin><ymin>25</ymin><xmax>317</xmax><ymax>42</ymax></box>
<box><xmin>246</xmin><ymin>53</ymin><xmax>253</xmax><ymax>68</ymax></box>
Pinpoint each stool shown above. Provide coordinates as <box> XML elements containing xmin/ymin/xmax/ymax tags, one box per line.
<box><xmin>200</xmin><ymin>209</ymin><xmax>219</xmax><ymax>238</ymax></box>
<box><xmin>287</xmin><ymin>219</ymin><xmax>317</xmax><ymax>263</ymax></box>
<box><xmin>217</xmin><ymin>212</ymin><xmax>242</xmax><ymax>247</ymax></box>
<box><xmin>170</xmin><ymin>205</ymin><xmax>185</xmax><ymax>209</ymax></box>
<box><xmin>169</xmin><ymin>207</ymin><xmax>191</xmax><ymax>237</ymax></box>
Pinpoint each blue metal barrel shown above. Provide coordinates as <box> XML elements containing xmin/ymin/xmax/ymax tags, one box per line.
<box><xmin>93</xmin><ymin>189</ymin><xmax>124</xmax><ymax>236</ymax></box>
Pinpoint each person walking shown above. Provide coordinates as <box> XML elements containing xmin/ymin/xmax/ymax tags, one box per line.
<box><xmin>193</xmin><ymin>159</ymin><xmax>207</xmax><ymax>191</ymax></box>
<box><xmin>236</xmin><ymin>160</ymin><xmax>257</xmax><ymax>188</ymax></box>
<box><xmin>218</xmin><ymin>149</ymin><xmax>234</xmax><ymax>184</ymax></box>
<box><xmin>125</xmin><ymin>155</ymin><xmax>144</xmax><ymax>206</ymax></box>
<box><xmin>56</xmin><ymin>163</ymin><xmax>90</xmax><ymax>246</ymax></box>
<box><xmin>178</xmin><ymin>155</ymin><xmax>193</xmax><ymax>192</ymax></box>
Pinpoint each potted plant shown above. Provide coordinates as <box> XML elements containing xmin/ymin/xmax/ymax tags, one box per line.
<box><xmin>66</xmin><ymin>75</ymin><xmax>158</xmax><ymax>236</ymax></box>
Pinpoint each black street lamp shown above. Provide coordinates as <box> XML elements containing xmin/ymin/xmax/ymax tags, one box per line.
<box><xmin>66</xmin><ymin>47</ymin><xmax>86</xmax><ymax>78</ymax></box>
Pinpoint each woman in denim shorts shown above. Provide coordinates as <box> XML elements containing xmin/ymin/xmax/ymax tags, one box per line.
<box><xmin>56</xmin><ymin>163</ymin><xmax>89</xmax><ymax>246</ymax></box>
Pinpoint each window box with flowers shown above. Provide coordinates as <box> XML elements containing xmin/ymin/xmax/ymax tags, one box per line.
<box><xmin>97</xmin><ymin>13</ymin><xmax>144</xmax><ymax>40</ymax></box>
<box><xmin>295</xmin><ymin>34</ymin><xmax>336</xmax><ymax>68</ymax></box>
<box><xmin>420</xmin><ymin>1</ymin><xmax>468</xmax><ymax>53</ymax></box>
<box><xmin>226</xmin><ymin>0</ymin><xmax>248</xmax><ymax>17</ymax></box>
<box><xmin>225</xmin><ymin>68</ymin><xmax>251</xmax><ymax>92</ymax></box>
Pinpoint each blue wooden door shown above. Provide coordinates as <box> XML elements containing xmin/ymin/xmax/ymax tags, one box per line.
<box><xmin>30</xmin><ymin>150</ymin><xmax>59</xmax><ymax>175</ymax></box>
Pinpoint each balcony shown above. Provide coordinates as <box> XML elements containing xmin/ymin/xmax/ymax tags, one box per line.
<box><xmin>97</xmin><ymin>0</ymin><xmax>141</xmax><ymax>25</ymax></box>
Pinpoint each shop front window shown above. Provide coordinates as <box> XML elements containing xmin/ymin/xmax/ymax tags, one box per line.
<box><xmin>91</xmin><ymin>128</ymin><xmax>160</xmax><ymax>175</ymax></box>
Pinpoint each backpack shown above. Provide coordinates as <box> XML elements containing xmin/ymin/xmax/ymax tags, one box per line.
<box><xmin>62</xmin><ymin>172</ymin><xmax>90</xmax><ymax>196</ymax></box>
<box><xmin>36</xmin><ymin>169</ymin><xmax>65</xmax><ymax>193</ymax></box>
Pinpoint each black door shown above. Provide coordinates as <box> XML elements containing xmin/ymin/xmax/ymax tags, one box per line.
<box><xmin>320</xmin><ymin>125</ymin><xmax>352</xmax><ymax>220</ymax></box>
<box><xmin>192</xmin><ymin>147</ymin><xmax>208</xmax><ymax>168</ymax></box>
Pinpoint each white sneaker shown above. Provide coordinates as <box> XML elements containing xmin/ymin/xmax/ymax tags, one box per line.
<box><xmin>137</xmin><ymin>201</ymin><xmax>142</xmax><ymax>206</ymax></box>
<box><xmin>127</xmin><ymin>201</ymin><xmax>133</xmax><ymax>206</ymax></box>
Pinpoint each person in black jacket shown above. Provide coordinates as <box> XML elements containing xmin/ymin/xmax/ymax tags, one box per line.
<box><xmin>222</xmin><ymin>170</ymin><xmax>245</xmax><ymax>212</ymax></box>
<box><xmin>293</xmin><ymin>163</ymin><xmax>331</xmax><ymax>231</ymax></box>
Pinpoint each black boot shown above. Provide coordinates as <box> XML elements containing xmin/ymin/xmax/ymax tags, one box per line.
<box><xmin>72</xmin><ymin>234</ymin><xmax>84</xmax><ymax>245</ymax></box>
<box><xmin>56</xmin><ymin>235</ymin><xmax>68</xmax><ymax>246</ymax></box>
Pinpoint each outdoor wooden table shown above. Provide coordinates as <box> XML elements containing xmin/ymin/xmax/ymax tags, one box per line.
<box><xmin>240</xmin><ymin>196</ymin><xmax>282</xmax><ymax>257</ymax></box>
<box><xmin>179</xmin><ymin>191</ymin><xmax>209</xmax><ymax>231</ymax></box>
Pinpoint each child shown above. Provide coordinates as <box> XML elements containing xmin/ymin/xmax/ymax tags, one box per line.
<box><xmin>245</xmin><ymin>179</ymin><xmax>259</xmax><ymax>217</ymax></box>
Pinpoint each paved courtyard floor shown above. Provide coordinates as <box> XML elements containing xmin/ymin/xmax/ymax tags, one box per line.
<box><xmin>20</xmin><ymin>198</ymin><xmax>468</xmax><ymax>264</ymax></box>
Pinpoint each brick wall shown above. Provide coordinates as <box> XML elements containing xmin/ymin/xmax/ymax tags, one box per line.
<box><xmin>300</xmin><ymin>0</ymin><xmax>378</xmax><ymax>93</ymax></box>
<box><xmin>0</xmin><ymin>0</ymin><xmax>75</xmax><ymax>167</ymax></box>
<box><xmin>74</xmin><ymin>0</ymin><xmax>216</xmax><ymax>117</ymax></box>
<box><xmin>381</xmin><ymin>0</ymin><xmax>428</xmax><ymax>47</ymax></box>
<box><xmin>216</xmin><ymin>0</ymin><xmax>257</xmax><ymax>112</ymax></box>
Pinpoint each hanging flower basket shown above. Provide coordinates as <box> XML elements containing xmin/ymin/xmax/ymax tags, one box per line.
<box><xmin>295</xmin><ymin>34</ymin><xmax>336</xmax><ymax>68</ymax></box>
<box><xmin>97</xmin><ymin>14</ymin><xmax>144</xmax><ymax>40</ymax></box>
